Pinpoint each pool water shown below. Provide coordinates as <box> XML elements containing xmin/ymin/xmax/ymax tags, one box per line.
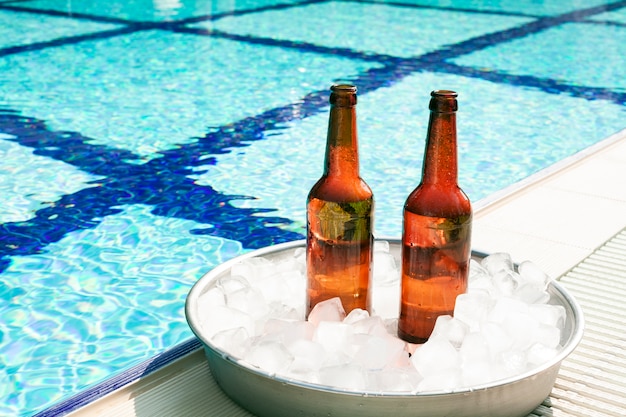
<box><xmin>0</xmin><ymin>0</ymin><xmax>624</xmax><ymax>415</ymax></box>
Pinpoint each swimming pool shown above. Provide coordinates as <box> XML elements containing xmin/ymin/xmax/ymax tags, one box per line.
<box><xmin>0</xmin><ymin>0</ymin><xmax>624</xmax><ymax>415</ymax></box>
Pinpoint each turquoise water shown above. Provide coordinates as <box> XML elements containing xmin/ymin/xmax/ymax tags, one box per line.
<box><xmin>0</xmin><ymin>0</ymin><xmax>625</xmax><ymax>415</ymax></box>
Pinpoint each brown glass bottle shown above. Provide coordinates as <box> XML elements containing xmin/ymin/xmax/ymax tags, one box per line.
<box><xmin>306</xmin><ymin>84</ymin><xmax>374</xmax><ymax>317</ymax></box>
<box><xmin>398</xmin><ymin>90</ymin><xmax>472</xmax><ymax>344</ymax></box>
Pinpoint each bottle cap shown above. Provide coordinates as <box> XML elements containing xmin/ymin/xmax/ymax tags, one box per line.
<box><xmin>330</xmin><ymin>84</ymin><xmax>357</xmax><ymax>106</ymax></box>
<box><xmin>429</xmin><ymin>90</ymin><xmax>458</xmax><ymax>113</ymax></box>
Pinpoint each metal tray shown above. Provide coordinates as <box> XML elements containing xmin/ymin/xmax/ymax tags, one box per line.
<box><xmin>185</xmin><ymin>239</ymin><xmax>584</xmax><ymax>417</ymax></box>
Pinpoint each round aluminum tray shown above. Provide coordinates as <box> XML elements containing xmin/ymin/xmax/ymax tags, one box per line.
<box><xmin>185</xmin><ymin>239</ymin><xmax>584</xmax><ymax>417</ymax></box>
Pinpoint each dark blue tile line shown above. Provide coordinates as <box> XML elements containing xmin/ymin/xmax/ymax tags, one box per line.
<box><xmin>172</xmin><ymin>0</ymin><xmax>331</xmax><ymax>23</ymax></box>
<box><xmin>32</xmin><ymin>337</ymin><xmax>203</xmax><ymax>417</ymax></box>
<box><xmin>0</xmin><ymin>110</ymin><xmax>304</xmax><ymax>272</ymax></box>
<box><xmin>0</xmin><ymin>2</ymin><xmax>138</xmax><ymax>24</ymax></box>
<box><xmin>411</xmin><ymin>0</ymin><xmax>626</xmax><ymax>63</ymax></box>
<box><xmin>583</xmin><ymin>18</ymin><xmax>626</xmax><ymax>27</ymax></box>
<box><xmin>0</xmin><ymin>26</ymin><xmax>147</xmax><ymax>56</ymax></box>
<box><xmin>428</xmin><ymin>62</ymin><xmax>626</xmax><ymax>106</ymax></box>
<box><xmin>344</xmin><ymin>0</ymin><xmax>544</xmax><ymax>18</ymax></box>
<box><xmin>175</xmin><ymin>26</ymin><xmax>402</xmax><ymax>63</ymax></box>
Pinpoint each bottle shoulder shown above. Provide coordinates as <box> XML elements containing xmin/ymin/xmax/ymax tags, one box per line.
<box><xmin>404</xmin><ymin>183</ymin><xmax>471</xmax><ymax>217</ymax></box>
<box><xmin>308</xmin><ymin>175</ymin><xmax>373</xmax><ymax>203</ymax></box>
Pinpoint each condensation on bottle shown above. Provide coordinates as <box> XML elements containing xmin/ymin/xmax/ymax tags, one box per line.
<box><xmin>398</xmin><ymin>90</ymin><xmax>472</xmax><ymax>344</ymax></box>
<box><xmin>305</xmin><ymin>84</ymin><xmax>374</xmax><ymax>318</ymax></box>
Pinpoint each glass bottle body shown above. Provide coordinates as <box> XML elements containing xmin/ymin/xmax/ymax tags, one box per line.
<box><xmin>398</xmin><ymin>90</ymin><xmax>472</xmax><ymax>344</ymax></box>
<box><xmin>306</xmin><ymin>85</ymin><xmax>373</xmax><ymax>317</ymax></box>
<box><xmin>398</xmin><ymin>192</ymin><xmax>471</xmax><ymax>343</ymax></box>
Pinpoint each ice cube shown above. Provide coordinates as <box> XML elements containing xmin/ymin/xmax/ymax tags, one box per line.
<box><xmin>459</xmin><ymin>332</ymin><xmax>491</xmax><ymax>363</ymax></box>
<box><xmin>256</xmin><ymin>273</ymin><xmax>293</xmax><ymax>305</ymax></box>
<box><xmin>411</xmin><ymin>337</ymin><xmax>460</xmax><ymax>377</ymax></box>
<box><xmin>461</xmin><ymin>360</ymin><xmax>495</xmax><ymax>387</ymax></box>
<box><xmin>374</xmin><ymin>240</ymin><xmax>390</xmax><ymax>253</ymax></box>
<box><xmin>467</xmin><ymin>275</ymin><xmax>495</xmax><ymax>295</ymax></box>
<box><xmin>266</xmin><ymin>302</ymin><xmax>302</xmax><ymax>322</ymax></box>
<box><xmin>217</xmin><ymin>275</ymin><xmax>250</xmax><ymax>295</ymax></box>
<box><xmin>371</xmin><ymin>282</ymin><xmax>400</xmax><ymax>319</ymax></box>
<box><xmin>418</xmin><ymin>368</ymin><xmax>461</xmax><ymax>392</ymax></box>
<box><xmin>454</xmin><ymin>292</ymin><xmax>493</xmax><ymax>331</ymax></box>
<box><xmin>512</xmin><ymin>262</ymin><xmax>551</xmax><ymax>304</ymax></box>
<box><xmin>497</xmin><ymin>349</ymin><xmax>527</xmax><ymax>379</ymax></box>
<box><xmin>230</xmin><ymin>256</ymin><xmax>275</xmax><ymax>282</ymax></box>
<box><xmin>373</xmin><ymin>250</ymin><xmax>398</xmax><ymax>285</ymax></box>
<box><xmin>225</xmin><ymin>286</ymin><xmax>270</xmax><ymax>320</ymax></box>
<box><xmin>343</xmin><ymin>308</ymin><xmax>370</xmax><ymax>325</ymax></box>
<box><xmin>288</xmin><ymin>320</ymin><xmax>316</xmax><ymax>343</ymax></box>
<box><xmin>314</xmin><ymin>321</ymin><xmax>354</xmax><ymax>354</ymax></box>
<box><xmin>491</xmin><ymin>270</ymin><xmax>520</xmax><ymax>296</ymax></box>
<box><xmin>211</xmin><ymin>327</ymin><xmax>251</xmax><ymax>358</ymax></box>
<box><xmin>480</xmin><ymin>322</ymin><xmax>514</xmax><ymax>355</ymax></box>
<box><xmin>353</xmin><ymin>334</ymin><xmax>407</xmax><ymax>370</ymax></box>
<box><xmin>468</xmin><ymin>258</ymin><xmax>489</xmax><ymax>281</ymax></box>
<box><xmin>513</xmin><ymin>282</ymin><xmax>550</xmax><ymax>304</ymax></box>
<box><xmin>534</xmin><ymin>323</ymin><xmax>561</xmax><ymax>349</ymax></box>
<box><xmin>487</xmin><ymin>297</ymin><xmax>529</xmax><ymax>324</ymax></box>
<box><xmin>244</xmin><ymin>340</ymin><xmax>294</xmax><ymax>375</ymax></box>
<box><xmin>197</xmin><ymin>287</ymin><xmax>226</xmax><ymax>320</ymax></box>
<box><xmin>201</xmin><ymin>304</ymin><xmax>255</xmax><ymax>337</ymax></box>
<box><xmin>263</xmin><ymin>318</ymin><xmax>315</xmax><ymax>345</ymax></box>
<box><xmin>351</xmin><ymin>315</ymin><xmax>389</xmax><ymax>338</ymax></box>
<box><xmin>529</xmin><ymin>304</ymin><xmax>566</xmax><ymax>329</ymax></box>
<box><xmin>308</xmin><ymin>297</ymin><xmax>346</xmax><ymax>325</ymax></box>
<box><xmin>431</xmin><ymin>315</ymin><xmax>468</xmax><ymax>348</ymax></box>
<box><xmin>527</xmin><ymin>343</ymin><xmax>559</xmax><ymax>367</ymax></box>
<box><xmin>372</xmin><ymin>367</ymin><xmax>422</xmax><ymax>393</ymax></box>
<box><xmin>501</xmin><ymin>310</ymin><xmax>541</xmax><ymax>351</ymax></box>
<box><xmin>286</xmin><ymin>338</ymin><xmax>327</xmax><ymax>372</ymax></box>
<box><xmin>481</xmin><ymin>252</ymin><xmax>514</xmax><ymax>275</ymax></box>
<box><xmin>517</xmin><ymin>260</ymin><xmax>550</xmax><ymax>289</ymax></box>
<box><xmin>318</xmin><ymin>364</ymin><xmax>368</xmax><ymax>391</ymax></box>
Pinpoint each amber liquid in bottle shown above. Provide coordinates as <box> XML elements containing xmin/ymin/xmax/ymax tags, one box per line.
<box><xmin>306</xmin><ymin>84</ymin><xmax>374</xmax><ymax>317</ymax></box>
<box><xmin>398</xmin><ymin>90</ymin><xmax>472</xmax><ymax>344</ymax></box>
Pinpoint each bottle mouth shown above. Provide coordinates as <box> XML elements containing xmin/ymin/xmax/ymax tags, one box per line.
<box><xmin>431</xmin><ymin>90</ymin><xmax>457</xmax><ymax>97</ymax></box>
<box><xmin>330</xmin><ymin>84</ymin><xmax>357</xmax><ymax>106</ymax></box>
<box><xmin>429</xmin><ymin>90</ymin><xmax>458</xmax><ymax>112</ymax></box>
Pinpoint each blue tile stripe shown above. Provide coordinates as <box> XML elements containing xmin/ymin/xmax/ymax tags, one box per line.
<box><xmin>354</xmin><ymin>0</ymin><xmax>544</xmax><ymax>18</ymax></box>
<box><xmin>0</xmin><ymin>110</ymin><xmax>305</xmax><ymax>273</ymax></box>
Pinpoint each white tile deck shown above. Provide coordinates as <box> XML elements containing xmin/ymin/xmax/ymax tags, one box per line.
<box><xmin>473</xmin><ymin>128</ymin><xmax>626</xmax><ymax>279</ymax></box>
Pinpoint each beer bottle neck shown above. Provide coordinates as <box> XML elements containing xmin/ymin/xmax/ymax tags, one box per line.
<box><xmin>324</xmin><ymin>87</ymin><xmax>359</xmax><ymax>178</ymax></box>
<box><xmin>422</xmin><ymin>91</ymin><xmax>458</xmax><ymax>186</ymax></box>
